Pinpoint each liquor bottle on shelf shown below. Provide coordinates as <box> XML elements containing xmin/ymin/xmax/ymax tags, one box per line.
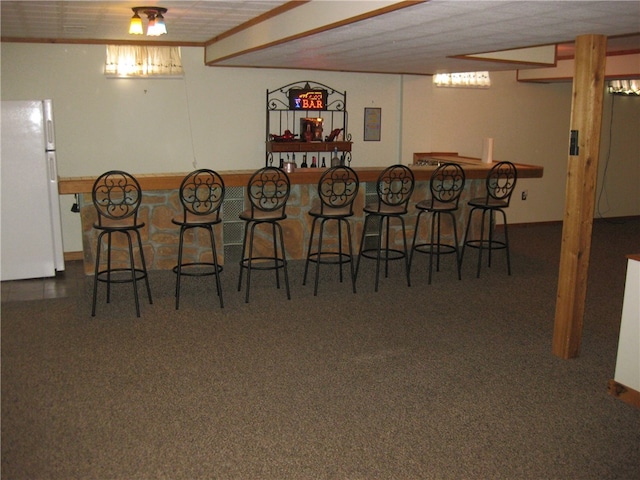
<box><xmin>311</xmin><ymin>156</ymin><xmax>317</xmax><ymax>168</ymax></box>
<box><xmin>321</xmin><ymin>155</ymin><xmax>326</xmax><ymax>168</ymax></box>
<box><xmin>301</xmin><ymin>154</ymin><xmax>308</xmax><ymax>168</ymax></box>
<box><xmin>331</xmin><ymin>147</ymin><xmax>340</xmax><ymax>167</ymax></box>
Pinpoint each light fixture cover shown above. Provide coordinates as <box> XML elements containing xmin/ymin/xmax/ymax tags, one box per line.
<box><xmin>608</xmin><ymin>79</ymin><xmax>640</xmax><ymax>96</ymax></box>
<box><xmin>433</xmin><ymin>71</ymin><xmax>491</xmax><ymax>88</ymax></box>
<box><xmin>154</xmin><ymin>13</ymin><xmax>167</xmax><ymax>35</ymax></box>
<box><xmin>129</xmin><ymin>13</ymin><xmax>143</xmax><ymax>35</ymax></box>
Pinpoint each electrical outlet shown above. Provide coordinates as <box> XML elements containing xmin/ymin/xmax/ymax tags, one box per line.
<box><xmin>521</xmin><ymin>190</ymin><xmax>528</xmax><ymax>201</ymax></box>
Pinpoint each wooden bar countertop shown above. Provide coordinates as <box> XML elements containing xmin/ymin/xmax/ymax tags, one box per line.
<box><xmin>58</xmin><ymin>153</ymin><xmax>543</xmax><ymax>195</ymax></box>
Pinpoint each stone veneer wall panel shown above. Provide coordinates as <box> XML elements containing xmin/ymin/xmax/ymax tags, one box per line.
<box><xmin>78</xmin><ymin>179</ymin><xmax>485</xmax><ymax>275</ymax></box>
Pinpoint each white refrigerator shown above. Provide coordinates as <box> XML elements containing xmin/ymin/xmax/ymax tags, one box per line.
<box><xmin>1</xmin><ymin>99</ymin><xmax>65</xmax><ymax>280</ymax></box>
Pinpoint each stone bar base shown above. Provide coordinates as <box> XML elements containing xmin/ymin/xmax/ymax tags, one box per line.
<box><xmin>78</xmin><ymin>179</ymin><xmax>485</xmax><ymax>275</ymax></box>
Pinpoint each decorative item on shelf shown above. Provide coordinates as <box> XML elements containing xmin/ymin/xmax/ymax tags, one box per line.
<box><xmin>289</xmin><ymin>86</ymin><xmax>328</xmax><ymax>110</ymax></box>
<box><xmin>270</xmin><ymin>130</ymin><xmax>298</xmax><ymax>142</ymax></box>
<box><xmin>301</xmin><ymin>118</ymin><xmax>323</xmax><ymax>142</ymax></box>
<box><xmin>324</xmin><ymin>128</ymin><xmax>343</xmax><ymax>142</ymax></box>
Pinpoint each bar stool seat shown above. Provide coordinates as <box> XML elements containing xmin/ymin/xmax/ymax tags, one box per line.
<box><xmin>91</xmin><ymin>170</ymin><xmax>152</xmax><ymax>317</ymax></box>
<box><xmin>409</xmin><ymin>162</ymin><xmax>466</xmax><ymax>284</ymax></box>
<box><xmin>237</xmin><ymin>166</ymin><xmax>291</xmax><ymax>303</ymax></box>
<box><xmin>461</xmin><ymin>161</ymin><xmax>517</xmax><ymax>277</ymax></box>
<box><xmin>303</xmin><ymin>165</ymin><xmax>360</xmax><ymax>296</ymax></box>
<box><xmin>355</xmin><ymin>164</ymin><xmax>415</xmax><ymax>292</ymax></box>
<box><xmin>172</xmin><ymin>169</ymin><xmax>225</xmax><ymax>309</ymax></box>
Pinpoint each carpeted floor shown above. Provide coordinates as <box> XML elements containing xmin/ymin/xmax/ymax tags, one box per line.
<box><xmin>2</xmin><ymin>219</ymin><xmax>639</xmax><ymax>479</ymax></box>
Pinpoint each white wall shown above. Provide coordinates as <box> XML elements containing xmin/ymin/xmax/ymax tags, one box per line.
<box><xmin>2</xmin><ymin>43</ymin><xmax>638</xmax><ymax>253</ymax></box>
<box><xmin>596</xmin><ymin>94</ymin><xmax>640</xmax><ymax>218</ymax></box>
<box><xmin>401</xmin><ymin>72</ymin><xmax>576</xmax><ymax>224</ymax></box>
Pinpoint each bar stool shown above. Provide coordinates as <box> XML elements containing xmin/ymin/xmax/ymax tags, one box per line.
<box><xmin>91</xmin><ymin>170</ymin><xmax>152</xmax><ymax>317</ymax></box>
<box><xmin>461</xmin><ymin>161</ymin><xmax>517</xmax><ymax>277</ymax></box>
<box><xmin>409</xmin><ymin>163</ymin><xmax>466</xmax><ymax>284</ymax></box>
<box><xmin>172</xmin><ymin>169</ymin><xmax>225</xmax><ymax>309</ymax></box>
<box><xmin>237</xmin><ymin>166</ymin><xmax>291</xmax><ymax>303</ymax></box>
<box><xmin>303</xmin><ymin>165</ymin><xmax>360</xmax><ymax>296</ymax></box>
<box><xmin>355</xmin><ymin>164</ymin><xmax>415</xmax><ymax>292</ymax></box>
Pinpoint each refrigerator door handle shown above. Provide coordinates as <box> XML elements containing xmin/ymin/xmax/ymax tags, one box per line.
<box><xmin>46</xmin><ymin>120</ymin><xmax>55</xmax><ymax>147</ymax></box>
<box><xmin>43</xmin><ymin>99</ymin><xmax>56</xmax><ymax>150</ymax></box>
<box><xmin>48</xmin><ymin>153</ymin><xmax>57</xmax><ymax>182</ymax></box>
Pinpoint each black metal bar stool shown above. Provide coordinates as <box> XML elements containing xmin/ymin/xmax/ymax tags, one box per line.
<box><xmin>172</xmin><ymin>169</ymin><xmax>225</xmax><ymax>309</ymax></box>
<box><xmin>303</xmin><ymin>165</ymin><xmax>360</xmax><ymax>296</ymax></box>
<box><xmin>409</xmin><ymin>162</ymin><xmax>466</xmax><ymax>284</ymax></box>
<box><xmin>461</xmin><ymin>161</ymin><xmax>517</xmax><ymax>277</ymax></box>
<box><xmin>355</xmin><ymin>164</ymin><xmax>415</xmax><ymax>292</ymax></box>
<box><xmin>237</xmin><ymin>166</ymin><xmax>291</xmax><ymax>303</ymax></box>
<box><xmin>91</xmin><ymin>170</ymin><xmax>152</xmax><ymax>317</ymax></box>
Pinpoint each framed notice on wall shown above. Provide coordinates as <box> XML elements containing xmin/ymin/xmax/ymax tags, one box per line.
<box><xmin>364</xmin><ymin>107</ymin><xmax>381</xmax><ymax>141</ymax></box>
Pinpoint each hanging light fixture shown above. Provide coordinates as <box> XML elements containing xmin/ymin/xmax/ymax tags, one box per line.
<box><xmin>129</xmin><ymin>7</ymin><xmax>168</xmax><ymax>36</ymax></box>
<box><xmin>607</xmin><ymin>79</ymin><xmax>640</xmax><ymax>96</ymax></box>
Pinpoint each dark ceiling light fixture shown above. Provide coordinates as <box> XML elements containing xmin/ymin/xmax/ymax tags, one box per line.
<box><xmin>129</xmin><ymin>6</ymin><xmax>168</xmax><ymax>36</ymax></box>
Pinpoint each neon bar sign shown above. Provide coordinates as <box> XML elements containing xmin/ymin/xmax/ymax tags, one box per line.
<box><xmin>288</xmin><ymin>89</ymin><xmax>328</xmax><ymax>110</ymax></box>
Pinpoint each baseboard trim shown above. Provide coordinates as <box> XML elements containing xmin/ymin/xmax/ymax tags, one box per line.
<box><xmin>64</xmin><ymin>251</ymin><xmax>83</xmax><ymax>261</ymax></box>
<box><xmin>508</xmin><ymin>215</ymin><xmax>639</xmax><ymax>229</ymax></box>
<box><xmin>608</xmin><ymin>379</ymin><xmax>640</xmax><ymax>408</ymax></box>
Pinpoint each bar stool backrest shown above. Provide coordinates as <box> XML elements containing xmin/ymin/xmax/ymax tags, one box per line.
<box><xmin>92</xmin><ymin>170</ymin><xmax>142</xmax><ymax>227</ymax></box>
<box><xmin>430</xmin><ymin>163</ymin><xmax>466</xmax><ymax>207</ymax></box>
<box><xmin>247</xmin><ymin>166</ymin><xmax>290</xmax><ymax>216</ymax></box>
<box><xmin>317</xmin><ymin>166</ymin><xmax>359</xmax><ymax>215</ymax></box>
<box><xmin>178</xmin><ymin>169</ymin><xmax>225</xmax><ymax>223</ymax></box>
<box><xmin>485</xmin><ymin>161</ymin><xmax>517</xmax><ymax>205</ymax></box>
<box><xmin>375</xmin><ymin>164</ymin><xmax>415</xmax><ymax>211</ymax></box>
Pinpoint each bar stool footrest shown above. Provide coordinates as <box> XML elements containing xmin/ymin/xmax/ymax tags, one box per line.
<box><xmin>239</xmin><ymin>256</ymin><xmax>286</xmax><ymax>271</ymax></box>
<box><xmin>307</xmin><ymin>252</ymin><xmax>352</xmax><ymax>266</ymax></box>
<box><xmin>96</xmin><ymin>268</ymin><xmax>148</xmax><ymax>284</ymax></box>
<box><xmin>173</xmin><ymin>262</ymin><xmax>223</xmax><ymax>277</ymax></box>
<box><xmin>360</xmin><ymin>248</ymin><xmax>406</xmax><ymax>261</ymax></box>
<box><xmin>413</xmin><ymin>243</ymin><xmax>458</xmax><ymax>256</ymax></box>
<box><xmin>464</xmin><ymin>239</ymin><xmax>507</xmax><ymax>250</ymax></box>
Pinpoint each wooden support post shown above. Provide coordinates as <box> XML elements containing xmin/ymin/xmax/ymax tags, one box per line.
<box><xmin>552</xmin><ymin>35</ymin><xmax>607</xmax><ymax>359</ymax></box>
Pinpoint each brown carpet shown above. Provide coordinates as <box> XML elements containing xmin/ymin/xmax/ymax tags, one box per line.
<box><xmin>2</xmin><ymin>219</ymin><xmax>639</xmax><ymax>479</ymax></box>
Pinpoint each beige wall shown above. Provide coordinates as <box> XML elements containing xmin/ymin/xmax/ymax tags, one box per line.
<box><xmin>2</xmin><ymin>43</ymin><xmax>638</xmax><ymax>253</ymax></box>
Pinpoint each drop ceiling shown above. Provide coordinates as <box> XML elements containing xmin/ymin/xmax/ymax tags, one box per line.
<box><xmin>1</xmin><ymin>1</ymin><xmax>639</xmax><ymax>75</ymax></box>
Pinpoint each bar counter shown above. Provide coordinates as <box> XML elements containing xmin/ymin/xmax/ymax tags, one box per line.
<box><xmin>58</xmin><ymin>153</ymin><xmax>543</xmax><ymax>274</ymax></box>
<box><xmin>59</xmin><ymin>153</ymin><xmax>543</xmax><ymax>194</ymax></box>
